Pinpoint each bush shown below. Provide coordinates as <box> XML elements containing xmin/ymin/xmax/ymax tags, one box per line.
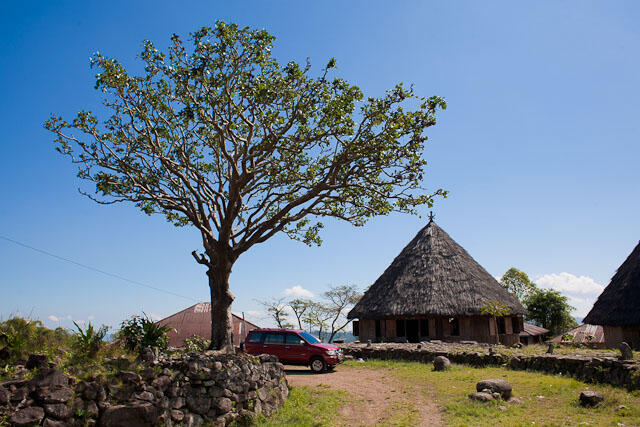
<box><xmin>183</xmin><ymin>334</ymin><xmax>210</xmax><ymax>352</ymax></box>
<box><xmin>0</xmin><ymin>317</ymin><xmax>73</xmax><ymax>363</ymax></box>
<box><xmin>118</xmin><ymin>314</ymin><xmax>170</xmax><ymax>352</ymax></box>
<box><xmin>72</xmin><ymin>322</ymin><xmax>108</xmax><ymax>359</ymax></box>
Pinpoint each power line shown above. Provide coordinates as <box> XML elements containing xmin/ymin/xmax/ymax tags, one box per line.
<box><xmin>0</xmin><ymin>235</ymin><xmax>197</xmax><ymax>302</ymax></box>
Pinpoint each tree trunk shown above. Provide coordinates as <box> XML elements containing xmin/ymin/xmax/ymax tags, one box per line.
<box><xmin>207</xmin><ymin>263</ymin><xmax>235</xmax><ymax>352</ymax></box>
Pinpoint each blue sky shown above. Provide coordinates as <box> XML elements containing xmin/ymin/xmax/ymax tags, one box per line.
<box><xmin>1</xmin><ymin>1</ymin><xmax>638</xmax><ymax>330</ymax></box>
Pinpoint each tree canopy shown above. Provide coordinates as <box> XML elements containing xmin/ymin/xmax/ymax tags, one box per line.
<box><xmin>524</xmin><ymin>288</ymin><xmax>578</xmax><ymax>336</ymax></box>
<box><xmin>500</xmin><ymin>267</ymin><xmax>537</xmax><ymax>302</ymax></box>
<box><xmin>45</xmin><ymin>21</ymin><xmax>447</xmax><ymax>349</ymax></box>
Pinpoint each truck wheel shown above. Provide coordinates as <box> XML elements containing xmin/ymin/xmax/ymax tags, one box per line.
<box><xmin>310</xmin><ymin>357</ymin><xmax>326</xmax><ymax>373</ymax></box>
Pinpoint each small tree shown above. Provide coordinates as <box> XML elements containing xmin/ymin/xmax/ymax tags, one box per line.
<box><xmin>499</xmin><ymin>267</ymin><xmax>538</xmax><ymax>302</ymax></box>
<box><xmin>289</xmin><ymin>298</ymin><xmax>312</xmax><ymax>329</ymax></box>
<box><xmin>303</xmin><ymin>302</ymin><xmax>331</xmax><ymax>342</ymax></box>
<box><xmin>523</xmin><ymin>289</ymin><xmax>577</xmax><ymax>336</ymax></box>
<box><xmin>259</xmin><ymin>298</ymin><xmax>294</xmax><ymax>329</ymax></box>
<box><xmin>481</xmin><ymin>300</ymin><xmax>511</xmax><ymax>344</ymax></box>
<box><xmin>324</xmin><ymin>285</ymin><xmax>361</xmax><ymax>343</ymax></box>
<box><xmin>45</xmin><ymin>22</ymin><xmax>446</xmax><ymax>350</ymax></box>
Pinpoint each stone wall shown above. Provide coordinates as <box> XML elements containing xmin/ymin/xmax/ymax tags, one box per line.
<box><xmin>0</xmin><ymin>352</ymin><xmax>288</xmax><ymax>426</ymax></box>
<box><xmin>341</xmin><ymin>343</ymin><xmax>640</xmax><ymax>390</ymax></box>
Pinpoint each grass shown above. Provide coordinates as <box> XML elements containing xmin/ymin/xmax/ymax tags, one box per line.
<box><xmin>345</xmin><ymin>360</ymin><xmax>640</xmax><ymax>426</ymax></box>
<box><xmin>250</xmin><ymin>386</ymin><xmax>347</xmax><ymax>427</ymax></box>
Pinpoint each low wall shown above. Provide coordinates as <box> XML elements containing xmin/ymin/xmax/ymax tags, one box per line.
<box><xmin>341</xmin><ymin>343</ymin><xmax>640</xmax><ymax>390</ymax></box>
<box><xmin>0</xmin><ymin>352</ymin><xmax>288</xmax><ymax>426</ymax></box>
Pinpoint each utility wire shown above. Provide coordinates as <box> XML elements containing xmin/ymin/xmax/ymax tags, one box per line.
<box><xmin>0</xmin><ymin>235</ymin><xmax>197</xmax><ymax>302</ymax></box>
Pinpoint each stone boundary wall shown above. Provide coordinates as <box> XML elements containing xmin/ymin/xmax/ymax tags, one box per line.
<box><xmin>341</xmin><ymin>343</ymin><xmax>640</xmax><ymax>390</ymax></box>
<box><xmin>0</xmin><ymin>352</ymin><xmax>288</xmax><ymax>426</ymax></box>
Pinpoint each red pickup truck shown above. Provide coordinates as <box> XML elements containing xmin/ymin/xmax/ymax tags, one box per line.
<box><xmin>243</xmin><ymin>328</ymin><xmax>343</xmax><ymax>373</ymax></box>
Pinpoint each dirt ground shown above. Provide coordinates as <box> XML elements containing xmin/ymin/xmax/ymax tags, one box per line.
<box><xmin>285</xmin><ymin>364</ymin><xmax>443</xmax><ymax>426</ymax></box>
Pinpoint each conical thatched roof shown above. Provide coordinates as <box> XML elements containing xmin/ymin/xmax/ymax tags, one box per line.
<box><xmin>348</xmin><ymin>220</ymin><xmax>526</xmax><ymax>319</ymax></box>
<box><xmin>584</xmin><ymin>241</ymin><xmax>640</xmax><ymax>326</ymax></box>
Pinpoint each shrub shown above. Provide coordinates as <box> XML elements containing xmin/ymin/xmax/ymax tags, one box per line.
<box><xmin>72</xmin><ymin>321</ymin><xmax>108</xmax><ymax>359</ymax></box>
<box><xmin>0</xmin><ymin>317</ymin><xmax>73</xmax><ymax>363</ymax></box>
<box><xmin>183</xmin><ymin>334</ymin><xmax>210</xmax><ymax>353</ymax></box>
<box><xmin>118</xmin><ymin>314</ymin><xmax>170</xmax><ymax>352</ymax></box>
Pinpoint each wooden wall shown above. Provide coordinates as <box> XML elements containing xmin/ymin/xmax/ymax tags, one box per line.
<box><xmin>603</xmin><ymin>326</ymin><xmax>640</xmax><ymax>350</ymax></box>
<box><xmin>354</xmin><ymin>315</ymin><xmax>523</xmax><ymax>345</ymax></box>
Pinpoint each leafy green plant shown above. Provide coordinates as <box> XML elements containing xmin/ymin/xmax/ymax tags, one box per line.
<box><xmin>118</xmin><ymin>314</ymin><xmax>170</xmax><ymax>351</ymax></box>
<box><xmin>72</xmin><ymin>321</ymin><xmax>108</xmax><ymax>358</ymax></box>
<box><xmin>183</xmin><ymin>334</ymin><xmax>210</xmax><ymax>353</ymax></box>
<box><xmin>0</xmin><ymin>317</ymin><xmax>73</xmax><ymax>363</ymax></box>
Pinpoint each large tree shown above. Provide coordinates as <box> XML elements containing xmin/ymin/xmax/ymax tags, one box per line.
<box><xmin>524</xmin><ymin>289</ymin><xmax>578</xmax><ymax>336</ymax></box>
<box><xmin>45</xmin><ymin>22</ymin><xmax>447</xmax><ymax>350</ymax></box>
<box><xmin>499</xmin><ymin>267</ymin><xmax>538</xmax><ymax>302</ymax></box>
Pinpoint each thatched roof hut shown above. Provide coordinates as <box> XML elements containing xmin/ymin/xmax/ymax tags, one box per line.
<box><xmin>548</xmin><ymin>324</ymin><xmax>605</xmax><ymax>347</ymax></box>
<box><xmin>583</xmin><ymin>241</ymin><xmax>640</xmax><ymax>348</ymax></box>
<box><xmin>348</xmin><ymin>219</ymin><xmax>526</xmax><ymax>319</ymax></box>
<box><xmin>348</xmin><ymin>218</ymin><xmax>526</xmax><ymax>344</ymax></box>
<box><xmin>519</xmin><ymin>323</ymin><xmax>549</xmax><ymax>345</ymax></box>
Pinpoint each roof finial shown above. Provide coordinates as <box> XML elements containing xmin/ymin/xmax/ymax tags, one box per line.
<box><xmin>428</xmin><ymin>211</ymin><xmax>435</xmax><ymax>223</ymax></box>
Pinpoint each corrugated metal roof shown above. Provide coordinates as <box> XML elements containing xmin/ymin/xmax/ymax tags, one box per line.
<box><xmin>520</xmin><ymin>322</ymin><xmax>549</xmax><ymax>337</ymax></box>
<box><xmin>549</xmin><ymin>324</ymin><xmax>605</xmax><ymax>344</ymax></box>
<box><xmin>156</xmin><ymin>302</ymin><xmax>260</xmax><ymax>347</ymax></box>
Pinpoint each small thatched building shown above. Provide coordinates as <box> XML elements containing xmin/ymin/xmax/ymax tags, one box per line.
<box><xmin>584</xmin><ymin>241</ymin><xmax>640</xmax><ymax>349</ymax></box>
<box><xmin>348</xmin><ymin>218</ymin><xmax>526</xmax><ymax>345</ymax></box>
<box><xmin>157</xmin><ymin>303</ymin><xmax>259</xmax><ymax>348</ymax></box>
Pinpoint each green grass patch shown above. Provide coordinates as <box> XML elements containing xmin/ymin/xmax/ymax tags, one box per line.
<box><xmin>251</xmin><ymin>386</ymin><xmax>347</xmax><ymax>427</ymax></box>
<box><xmin>346</xmin><ymin>360</ymin><xmax>640</xmax><ymax>426</ymax></box>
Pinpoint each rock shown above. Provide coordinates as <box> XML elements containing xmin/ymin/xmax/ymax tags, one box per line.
<box><xmin>119</xmin><ymin>371</ymin><xmax>142</xmax><ymax>384</ymax></box>
<box><xmin>508</xmin><ymin>397</ymin><xmax>523</xmax><ymax>404</ymax></box>
<box><xmin>140</xmin><ymin>347</ymin><xmax>159</xmax><ymax>363</ymax></box>
<box><xmin>186</xmin><ymin>395</ymin><xmax>211</xmax><ymax>415</ymax></box>
<box><xmin>170</xmin><ymin>397</ymin><xmax>186</xmax><ymax>409</ymax></box>
<box><xmin>433</xmin><ymin>356</ymin><xmax>451</xmax><ymax>371</ymax></box>
<box><xmin>476</xmin><ymin>379</ymin><xmax>512</xmax><ymax>400</ymax></box>
<box><xmin>579</xmin><ymin>391</ymin><xmax>604</xmax><ymax>407</ymax></box>
<box><xmin>43</xmin><ymin>403</ymin><xmax>70</xmax><ymax>419</ymax></box>
<box><xmin>82</xmin><ymin>382</ymin><xmax>106</xmax><ymax>401</ymax></box>
<box><xmin>547</xmin><ymin>343</ymin><xmax>554</xmax><ymax>354</ymax></box>
<box><xmin>10</xmin><ymin>406</ymin><xmax>45</xmax><ymax>426</ymax></box>
<box><xmin>0</xmin><ymin>385</ymin><xmax>8</xmax><ymax>405</ymax></box>
<box><xmin>99</xmin><ymin>402</ymin><xmax>160</xmax><ymax>427</ymax></box>
<box><xmin>43</xmin><ymin>418</ymin><xmax>68</xmax><ymax>427</ymax></box>
<box><xmin>492</xmin><ymin>392</ymin><xmax>501</xmax><ymax>400</ymax></box>
<box><xmin>216</xmin><ymin>397</ymin><xmax>233</xmax><ymax>414</ymax></box>
<box><xmin>366</xmin><ymin>340</ymin><xmax>372</xmax><ymax>347</ymax></box>
<box><xmin>151</xmin><ymin>375</ymin><xmax>172</xmax><ymax>391</ymax></box>
<box><xmin>468</xmin><ymin>392</ymin><xmax>494</xmax><ymax>402</ymax></box>
<box><xmin>133</xmin><ymin>391</ymin><xmax>154</xmax><ymax>402</ymax></box>
<box><xmin>85</xmin><ymin>400</ymin><xmax>99</xmax><ymax>418</ymax></box>
<box><xmin>618</xmin><ymin>342</ymin><xmax>633</xmax><ymax>360</ymax></box>
<box><xmin>498</xmin><ymin>405</ymin><xmax>507</xmax><ymax>411</ymax></box>
<box><xmin>26</xmin><ymin>354</ymin><xmax>49</xmax><ymax>370</ymax></box>
<box><xmin>31</xmin><ymin>369</ymin><xmax>69</xmax><ymax>388</ymax></box>
<box><xmin>36</xmin><ymin>387</ymin><xmax>74</xmax><ymax>403</ymax></box>
<box><xmin>184</xmin><ymin>413</ymin><xmax>204</xmax><ymax>426</ymax></box>
<box><xmin>170</xmin><ymin>409</ymin><xmax>184</xmax><ymax>422</ymax></box>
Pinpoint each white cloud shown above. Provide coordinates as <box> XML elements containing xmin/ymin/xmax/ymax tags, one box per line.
<box><xmin>535</xmin><ymin>272</ymin><xmax>605</xmax><ymax>318</ymax></box>
<box><xmin>66</xmin><ymin>315</ymin><xmax>72</xmax><ymax>320</ymax></box>
<box><xmin>282</xmin><ymin>285</ymin><xmax>314</xmax><ymax>298</ymax></box>
<box><xmin>48</xmin><ymin>315</ymin><xmax>59</xmax><ymax>322</ymax></box>
<box><xmin>88</xmin><ymin>315</ymin><xmax>95</xmax><ymax>321</ymax></box>
<box><xmin>148</xmin><ymin>313</ymin><xmax>163</xmax><ymax>321</ymax></box>
<box><xmin>75</xmin><ymin>319</ymin><xmax>86</xmax><ymax>325</ymax></box>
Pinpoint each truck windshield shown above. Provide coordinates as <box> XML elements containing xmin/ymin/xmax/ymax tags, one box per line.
<box><xmin>299</xmin><ymin>332</ymin><xmax>320</xmax><ymax>344</ymax></box>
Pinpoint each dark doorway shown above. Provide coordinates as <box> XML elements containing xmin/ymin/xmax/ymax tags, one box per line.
<box><xmin>435</xmin><ymin>318</ymin><xmax>444</xmax><ymax>338</ymax></box>
<box><xmin>406</xmin><ymin>319</ymin><xmax>420</xmax><ymax>343</ymax></box>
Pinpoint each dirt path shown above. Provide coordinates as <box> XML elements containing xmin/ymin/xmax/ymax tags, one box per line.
<box><xmin>285</xmin><ymin>364</ymin><xmax>443</xmax><ymax>426</ymax></box>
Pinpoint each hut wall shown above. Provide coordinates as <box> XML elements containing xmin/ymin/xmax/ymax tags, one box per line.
<box><xmin>386</xmin><ymin>319</ymin><xmax>396</xmax><ymax>339</ymax></box>
<box><xmin>358</xmin><ymin>319</ymin><xmax>376</xmax><ymax>342</ymax></box>
<box><xmin>428</xmin><ymin>318</ymin><xmax>437</xmax><ymax>338</ymax></box>
<box><xmin>603</xmin><ymin>326</ymin><xmax>640</xmax><ymax>350</ymax></box>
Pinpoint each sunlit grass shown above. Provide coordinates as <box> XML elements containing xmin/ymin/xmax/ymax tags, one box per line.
<box><xmin>346</xmin><ymin>360</ymin><xmax>640</xmax><ymax>426</ymax></box>
<box><xmin>250</xmin><ymin>386</ymin><xmax>347</xmax><ymax>427</ymax></box>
